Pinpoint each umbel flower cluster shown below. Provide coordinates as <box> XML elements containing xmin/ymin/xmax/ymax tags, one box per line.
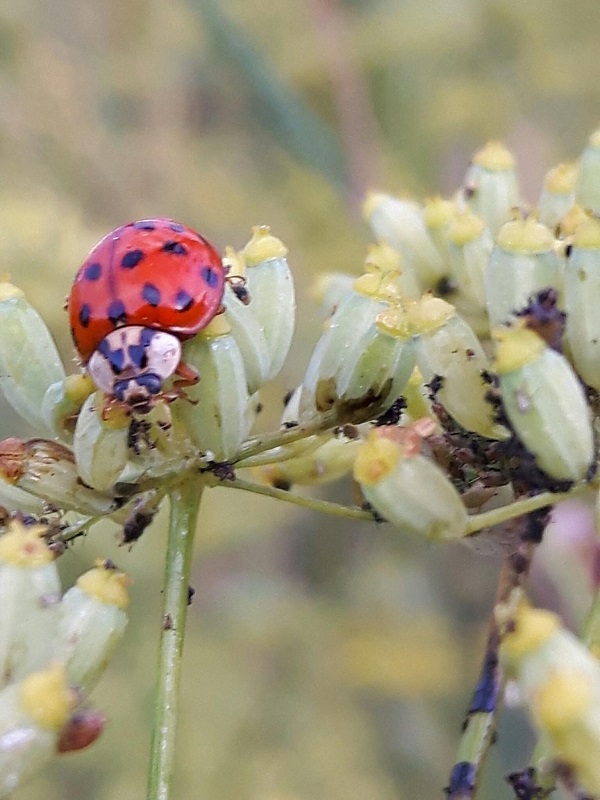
<box><xmin>4</xmin><ymin>129</ymin><xmax>600</xmax><ymax>797</ymax></box>
<box><xmin>0</xmin><ymin>520</ymin><xmax>128</xmax><ymax>797</ymax></box>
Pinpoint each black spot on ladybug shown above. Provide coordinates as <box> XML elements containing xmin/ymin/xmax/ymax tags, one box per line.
<box><xmin>201</xmin><ymin>266</ymin><xmax>220</xmax><ymax>288</ymax></box>
<box><xmin>142</xmin><ymin>282</ymin><xmax>161</xmax><ymax>307</ymax></box>
<box><xmin>121</xmin><ymin>250</ymin><xmax>145</xmax><ymax>269</ymax></box>
<box><xmin>169</xmin><ymin>222</ymin><xmax>185</xmax><ymax>233</ymax></box>
<box><xmin>79</xmin><ymin>304</ymin><xmax>91</xmax><ymax>328</ymax></box>
<box><xmin>162</xmin><ymin>240</ymin><xmax>188</xmax><ymax>256</ymax></box>
<box><xmin>133</xmin><ymin>221</ymin><xmax>156</xmax><ymax>231</ymax></box>
<box><xmin>108</xmin><ymin>300</ymin><xmax>128</xmax><ymax>326</ymax></box>
<box><xmin>174</xmin><ymin>289</ymin><xmax>193</xmax><ymax>312</ymax></box>
<box><xmin>84</xmin><ymin>262</ymin><xmax>102</xmax><ymax>281</ymax></box>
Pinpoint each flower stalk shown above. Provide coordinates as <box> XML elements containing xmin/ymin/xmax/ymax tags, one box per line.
<box><xmin>147</xmin><ymin>477</ymin><xmax>204</xmax><ymax>800</ymax></box>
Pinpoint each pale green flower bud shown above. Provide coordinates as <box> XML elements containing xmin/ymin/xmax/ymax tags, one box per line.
<box><xmin>501</xmin><ymin>604</ymin><xmax>600</xmax><ymax>798</ymax></box>
<box><xmin>334</xmin><ymin>306</ymin><xmax>414</xmax><ymax>413</ymax></box>
<box><xmin>300</xmin><ymin>290</ymin><xmax>413</xmax><ymax>425</ymax></box>
<box><xmin>0</xmin><ymin>282</ymin><xmax>65</xmax><ymax>433</ymax></box>
<box><xmin>259</xmin><ymin>435</ymin><xmax>361</xmax><ymax>488</ymax></box>
<box><xmin>73</xmin><ymin>394</ymin><xmax>128</xmax><ymax>492</ymax></box>
<box><xmin>363</xmin><ymin>192</ymin><xmax>447</xmax><ymax>288</ymax></box>
<box><xmin>576</xmin><ymin>128</ymin><xmax>600</xmax><ymax>214</ymax></box>
<box><xmin>242</xmin><ymin>227</ymin><xmax>295</xmax><ymax>381</ymax></box>
<box><xmin>485</xmin><ymin>217</ymin><xmax>562</xmax><ymax>328</ymax></box>
<box><xmin>0</xmin><ymin>481</ymin><xmax>45</xmax><ymax>515</ymax></box>
<box><xmin>0</xmin><ymin>521</ymin><xmax>60</xmax><ymax>689</ymax></box>
<box><xmin>221</xmin><ymin>247</ymin><xmax>271</xmax><ymax>394</ymax></box>
<box><xmin>353</xmin><ymin>426</ymin><xmax>467</xmax><ymax>540</ymax></box>
<box><xmin>56</xmin><ymin>560</ymin><xmax>129</xmax><ymax>693</ymax></box>
<box><xmin>447</xmin><ymin>208</ymin><xmax>493</xmax><ymax>313</ymax></box>
<box><xmin>42</xmin><ymin>374</ymin><xmax>95</xmax><ymax>444</ymax></box>
<box><xmin>423</xmin><ymin>196</ymin><xmax>455</xmax><ymax>267</ymax></box>
<box><xmin>463</xmin><ymin>141</ymin><xmax>520</xmax><ymax>237</ymax></box>
<box><xmin>0</xmin><ymin>437</ymin><xmax>117</xmax><ymax>515</ymax></box>
<box><xmin>0</xmin><ymin>665</ymin><xmax>78</xmax><ymax>797</ymax></box>
<box><xmin>564</xmin><ymin>216</ymin><xmax>600</xmax><ymax>391</ymax></box>
<box><xmin>310</xmin><ymin>272</ymin><xmax>355</xmax><ymax>319</ymax></box>
<box><xmin>74</xmin><ymin>393</ymin><xmax>195</xmax><ymax>490</ymax></box>
<box><xmin>407</xmin><ymin>296</ymin><xmax>507</xmax><ymax>439</ymax></box>
<box><xmin>364</xmin><ymin>242</ymin><xmax>421</xmax><ymax>300</ymax></box>
<box><xmin>557</xmin><ymin>202</ymin><xmax>589</xmax><ymax>239</ymax></box>
<box><xmin>178</xmin><ymin>318</ymin><xmax>252</xmax><ymax>461</ymax></box>
<box><xmin>538</xmin><ymin>162</ymin><xmax>578</xmax><ymax>230</ymax></box>
<box><xmin>494</xmin><ymin>326</ymin><xmax>594</xmax><ymax>482</ymax></box>
<box><xmin>299</xmin><ymin>271</ymin><xmax>393</xmax><ymax>423</ymax></box>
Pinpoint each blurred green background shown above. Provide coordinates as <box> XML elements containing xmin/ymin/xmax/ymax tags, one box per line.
<box><xmin>4</xmin><ymin>0</ymin><xmax>600</xmax><ymax>797</ymax></box>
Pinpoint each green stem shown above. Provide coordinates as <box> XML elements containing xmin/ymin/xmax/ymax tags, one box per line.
<box><xmin>234</xmin><ymin>433</ymin><xmax>330</xmax><ymax>469</ymax></box>
<box><xmin>147</xmin><ymin>477</ymin><xmax>204</xmax><ymax>800</ymax></box>
<box><xmin>233</xmin><ymin>416</ymin><xmax>337</xmax><ymax>464</ymax></box>
<box><xmin>465</xmin><ymin>490</ymin><xmax>576</xmax><ymax>536</ymax></box>
<box><xmin>205</xmin><ymin>474</ymin><xmax>375</xmax><ymax>521</ymax></box>
<box><xmin>448</xmin><ymin>527</ymin><xmax>539</xmax><ymax>800</ymax></box>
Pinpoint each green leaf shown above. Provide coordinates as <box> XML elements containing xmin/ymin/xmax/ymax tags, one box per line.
<box><xmin>191</xmin><ymin>0</ymin><xmax>348</xmax><ymax>190</ymax></box>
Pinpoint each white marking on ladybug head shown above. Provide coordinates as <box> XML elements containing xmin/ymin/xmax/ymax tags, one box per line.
<box><xmin>87</xmin><ymin>326</ymin><xmax>181</xmax><ymax>410</ymax></box>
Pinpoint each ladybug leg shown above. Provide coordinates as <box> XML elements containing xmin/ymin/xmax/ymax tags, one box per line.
<box><xmin>161</xmin><ymin>361</ymin><xmax>199</xmax><ymax>406</ymax></box>
<box><xmin>173</xmin><ymin>361</ymin><xmax>199</xmax><ymax>388</ymax></box>
<box><xmin>98</xmin><ymin>396</ymin><xmax>131</xmax><ymax>423</ymax></box>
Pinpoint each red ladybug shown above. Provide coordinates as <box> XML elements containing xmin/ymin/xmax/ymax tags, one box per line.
<box><xmin>68</xmin><ymin>218</ymin><xmax>225</xmax><ymax>412</ymax></box>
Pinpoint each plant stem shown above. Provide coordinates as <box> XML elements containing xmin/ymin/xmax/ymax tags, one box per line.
<box><xmin>147</xmin><ymin>477</ymin><xmax>204</xmax><ymax>800</ymax></box>
<box><xmin>204</xmin><ymin>473</ymin><xmax>376</xmax><ymax>521</ymax></box>
<box><xmin>465</xmin><ymin>490</ymin><xmax>577</xmax><ymax>536</ymax></box>
<box><xmin>233</xmin><ymin>416</ymin><xmax>337</xmax><ymax>464</ymax></box>
<box><xmin>447</xmin><ymin>512</ymin><xmax>542</xmax><ymax>800</ymax></box>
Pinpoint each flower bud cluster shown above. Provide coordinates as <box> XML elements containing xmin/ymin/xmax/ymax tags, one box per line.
<box><xmin>347</xmin><ymin>128</ymin><xmax>600</xmax><ymax>502</ymax></box>
<box><xmin>2</xmin><ymin>132</ymin><xmax>600</xmax><ymax>552</ymax></box>
<box><xmin>0</xmin><ymin>516</ymin><xmax>129</xmax><ymax>796</ymax></box>
<box><xmin>501</xmin><ymin>603</ymin><xmax>600</xmax><ymax>797</ymax></box>
<box><xmin>0</xmin><ymin>225</ymin><xmax>296</xmax><ymax>499</ymax></box>
<box><xmin>298</xmin><ymin>248</ymin><xmax>415</xmax><ymax>426</ymax></box>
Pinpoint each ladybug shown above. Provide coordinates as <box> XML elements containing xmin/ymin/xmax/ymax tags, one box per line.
<box><xmin>68</xmin><ymin>218</ymin><xmax>225</xmax><ymax>413</ymax></box>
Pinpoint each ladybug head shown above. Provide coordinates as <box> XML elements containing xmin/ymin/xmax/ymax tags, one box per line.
<box><xmin>87</xmin><ymin>326</ymin><xmax>181</xmax><ymax>414</ymax></box>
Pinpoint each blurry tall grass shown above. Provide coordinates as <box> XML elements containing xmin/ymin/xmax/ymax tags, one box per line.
<box><xmin>4</xmin><ymin>1</ymin><xmax>600</xmax><ymax>797</ymax></box>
